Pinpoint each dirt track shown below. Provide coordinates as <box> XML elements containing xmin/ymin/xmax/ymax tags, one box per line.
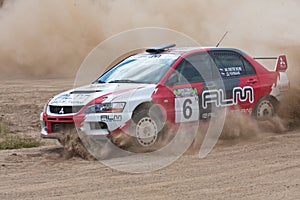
<box><xmin>0</xmin><ymin>79</ymin><xmax>299</xmax><ymax>200</ymax></box>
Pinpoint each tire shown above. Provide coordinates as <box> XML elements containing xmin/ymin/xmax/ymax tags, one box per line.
<box><xmin>129</xmin><ymin>104</ymin><xmax>166</xmax><ymax>152</ymax></box>
<box><xmin>254</xmin><ymin>96</ymin><xmax>278</xmax><ymax>120</ymax></box>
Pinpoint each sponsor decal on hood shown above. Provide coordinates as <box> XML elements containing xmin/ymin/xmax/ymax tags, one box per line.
<box><xmin>49</xmin><ymin>83</ymin><xmax>156</xmax><ymax>106</ymax></box>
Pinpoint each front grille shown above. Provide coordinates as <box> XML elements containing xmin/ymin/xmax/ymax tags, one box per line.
<box><xmin>51</xmin><ymin>122</ymin><xmax>75</xmax><ymax>133</ymax></box>
<box><xmin>49</xmin><ymin>105</ymin><xmax>83</xmax><ymax>114</ymax></box>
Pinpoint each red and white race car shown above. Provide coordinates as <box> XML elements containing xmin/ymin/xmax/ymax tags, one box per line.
<box><xmin>40</xmin><ymin>44</ymin><xmax>289</xmax><ymax>148</ymax></box>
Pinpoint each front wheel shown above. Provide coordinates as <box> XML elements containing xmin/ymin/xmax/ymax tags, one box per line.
<box><xmin>135</xmin><ymin>114</ymin><xmax>158</xmax><ymax>147</ymax></box>
<box><xmin>129</xmin><ymin>105</ymin><xmax>166</xmax><ymax>152</ymax></box>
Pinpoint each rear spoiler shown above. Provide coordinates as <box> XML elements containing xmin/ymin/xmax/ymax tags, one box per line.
<box><xmin>253</xmin><ymin>55</ymin><xmax>288</xmax><ymax>72</ymax></box>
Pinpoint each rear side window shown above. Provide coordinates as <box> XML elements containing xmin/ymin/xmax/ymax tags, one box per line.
<box><xmin>243</xmin><ymin>59</ymin><xmax>256</xmax><ymax>75</ymax></box>
<box><xmin>210</xmin><ymin>51</ymin><xmax>256</xmax><ymax>78</ymax></box>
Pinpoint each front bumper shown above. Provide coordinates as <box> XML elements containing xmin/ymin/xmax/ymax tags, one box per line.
<box><xmin>40</xmin><ymin>111</ymin><xmax>132</xmax><ymax>138</ymax></box>
<box><xmin>80</xmin><ymin>112</ymin><xmax>132</xmax><ymax>136</ymax></box>
<box><xmin>40</xmin><ymin>112</ymin><xmax>75</xmax><ymax>138</ymax></box>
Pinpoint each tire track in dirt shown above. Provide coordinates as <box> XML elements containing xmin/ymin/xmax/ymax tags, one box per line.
<box><xmin>0</xmin><ymin>131</ymin><xmax>299</xmax><ymax>200</ymax></box>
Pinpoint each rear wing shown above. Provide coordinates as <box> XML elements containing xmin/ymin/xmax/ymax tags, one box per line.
<box><xmin>253</xmin><ymin>55</ymin><xmax>288</xmax><ymax>72</ymax></box>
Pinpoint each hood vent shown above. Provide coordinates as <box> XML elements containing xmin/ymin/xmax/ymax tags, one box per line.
<box><xmin>70</xmin><ymin>90</ymin><xmax>102</xmax><ymax>94</ymax></box>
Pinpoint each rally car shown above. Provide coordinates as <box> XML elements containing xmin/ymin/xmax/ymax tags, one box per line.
<box><xmin>40</xmin><ymin>44</ymin><xmax>289</xmax><ymax>148</ymax></box>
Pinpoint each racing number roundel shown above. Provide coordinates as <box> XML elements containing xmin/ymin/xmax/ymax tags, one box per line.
<box><xmin>174</xmin><ymin>88</ymin><xmax>199</xmax><ymax>123</ymax></box>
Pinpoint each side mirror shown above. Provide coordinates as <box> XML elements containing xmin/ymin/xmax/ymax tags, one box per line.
<box><xmin>166</xmin><ymin>73</ymin><xmax>179</xmax><ymax>86</ymax></box>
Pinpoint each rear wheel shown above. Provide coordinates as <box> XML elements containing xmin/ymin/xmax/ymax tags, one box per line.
<box><xmin>254</xmin><ymin>96</ymin><xmax>278</xmax><ymax>120</ymax></box>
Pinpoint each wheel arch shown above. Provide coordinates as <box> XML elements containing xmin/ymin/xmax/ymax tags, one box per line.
<box><xmin>132</xmin><ymin>101</ymin><xmax>166</xmax><ymax>123</ymax></box>
<box><xmin>268</xmin><ymin>95</ymin><xmax>280</xmax><ymax>108</ymax></box>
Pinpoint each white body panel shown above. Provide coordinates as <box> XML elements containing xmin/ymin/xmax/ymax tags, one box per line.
<box><xmin>270</xmin><ymin>72</ymin><xmax>289</xmax><ymax>101</ymax></box>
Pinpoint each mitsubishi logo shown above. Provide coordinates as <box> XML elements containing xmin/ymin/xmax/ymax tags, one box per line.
<box><xmin>280</xmin><ymin>57</ymin><xmax>286</xmax><ymax>67</ymax></box>
<box><xmin>59</xmin><ymin>107</ymin><xmax>64</xmax><ymax>114</ymax></box>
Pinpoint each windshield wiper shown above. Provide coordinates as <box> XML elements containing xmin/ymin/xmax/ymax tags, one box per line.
<box><xmin>93</xmin><ymin>80</ymin><xmax>106</xmax><ymax>84</ymax></box>
<box><xmin>108</xmin><ymin>80</ymin><xmax>141</xmax><ymax>83</ymax></box>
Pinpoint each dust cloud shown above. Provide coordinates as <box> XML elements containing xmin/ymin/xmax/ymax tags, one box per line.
<box><xmin>0</xmin><ymin>0</ymin><xmax>104</xmax><ymax>77</ymax></box>
<box><xmin>0</xmin><ymin>0</ymin><xmax>299</xmax><ymax>78</ymax></box>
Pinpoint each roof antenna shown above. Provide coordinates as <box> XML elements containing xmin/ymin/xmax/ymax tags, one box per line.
<box><xmin>216</xmin><ymin>31</ymin><xmax>229</xmax><ymax>47</ymax></box>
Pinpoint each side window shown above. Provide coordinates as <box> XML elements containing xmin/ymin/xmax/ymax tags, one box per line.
<box><xmin>176</xmin><ymin>60</ymin><xmax>203</xmax><ymax>84</ymax></box>
<box><xmin>211</xmin><ymin>51</ymin><xmax>256</xmax><ymax>78</ymax></box>
<box><xmin>165</xmin><ymin>53</ymin><xmax>213</xmax><ymax>85</ymax></box>
<box><xmin>243</xmin><ymin>59</ymin><xmax>256</xmax><ymax>75</ymax></box>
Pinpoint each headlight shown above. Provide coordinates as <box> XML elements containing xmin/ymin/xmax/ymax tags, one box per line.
<box><xmin>84</xmin><ymin>102</ymin><xmax>125</xmax><ymax>114</ymax></box>
<box><xmin>43</xmin><ymin>97</ymin><xmax>53</xmax><ymax>113</ymax></box>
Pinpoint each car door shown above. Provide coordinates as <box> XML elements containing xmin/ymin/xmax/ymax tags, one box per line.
<box><xmin>209</xmin><ymin>50</ymin><xmax>259</xmax><ymax>113</ymax></box>
<box><xmin>164</xmin><ymin>52</ymin><xmax>215</xmax><ymax>123</ymax></box>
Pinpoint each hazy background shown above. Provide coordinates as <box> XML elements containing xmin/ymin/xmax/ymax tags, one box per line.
<box><xmin>0</xmin><ymin>0</ymin><xmax>299</xmax><ymax>83</ymax></box>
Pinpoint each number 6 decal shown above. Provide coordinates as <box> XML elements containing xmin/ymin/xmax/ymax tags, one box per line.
<box><xmin>174</xmin><ymin>88</ymin><xmax>199</xmax><ymax>123</ymax></box>
<box><xmin>183</xmin><ymin>99</ymin><xmax>193</xmax><ymax>119</ymax></box>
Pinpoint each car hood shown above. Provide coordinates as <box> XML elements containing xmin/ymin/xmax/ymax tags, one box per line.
<box><xmin>49</xmin><ymin>83</ymin><xmax>156</xmax><ymax>106</ymax></box>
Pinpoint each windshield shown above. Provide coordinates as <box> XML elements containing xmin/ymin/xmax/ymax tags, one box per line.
<box><xmin>95</xmin><ymin>54</ymin><xmax>179</xmax><ymax>84</ymax></box>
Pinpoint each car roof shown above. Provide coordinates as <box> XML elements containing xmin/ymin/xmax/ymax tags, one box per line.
<box><xmin>143</xmin><ymin>47</ymin><xmax>246</xmax><ymax>57</ymax></box>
